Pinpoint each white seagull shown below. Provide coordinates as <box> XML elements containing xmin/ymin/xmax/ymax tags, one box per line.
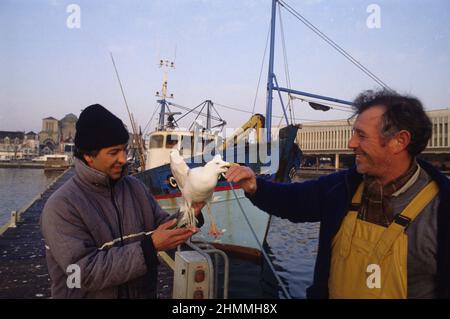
<box><xmin>170</xmin><ymin>149</ymin><xmax>230</xmax><ymax>237</ymax></box>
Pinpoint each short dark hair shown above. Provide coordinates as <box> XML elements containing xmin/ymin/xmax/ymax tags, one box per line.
<box><xmin>73</xmin><ymin>146</ymin><xmax>99</xmax><ymax>164</ymax></box>
<box><xmin>352</xmin><ymin>89</ymin><xmax>432</xmax><ymax>157</ymax></box>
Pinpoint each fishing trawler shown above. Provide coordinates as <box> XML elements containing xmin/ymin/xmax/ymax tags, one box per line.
<box><xmin>133</xmin><ymin>59</ymin><xmax>302</xmax><ymax>259</ymax></box>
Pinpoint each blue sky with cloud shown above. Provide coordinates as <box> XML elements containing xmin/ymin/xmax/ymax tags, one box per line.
<box><xmin>1</xmin><ymin>0</ymin><xmax>449</xmax><ymax>133</ymax></box>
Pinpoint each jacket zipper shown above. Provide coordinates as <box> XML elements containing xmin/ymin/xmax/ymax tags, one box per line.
<box><xmin>110</xmin><ymin>185</ymin><xmax>124</xmax><ymax>246</ymax></box>
<box><xmin>110</xmin><ymin>183</ymin><xmax>130</xmax><ymax>298</ymax></box>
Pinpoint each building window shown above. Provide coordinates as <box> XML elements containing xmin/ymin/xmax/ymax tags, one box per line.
<box><xmin>445</xmin><ymin>122</ymin><xmax>448</xmax><ymax>146</ymax></box>
<box><xmin>433</xmin><ymin>124</ymin><xmax>437</xmax><ymax>146</ymax></box>
<box><xmin>45</xmin><ymin>122</ymin><xmax>55</xmax><ymax>132</ymax></box>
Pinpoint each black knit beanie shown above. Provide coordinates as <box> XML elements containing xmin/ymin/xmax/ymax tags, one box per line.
<box><xmin>74</xmin><ymin>104</ymin><xmax>129</xmax><ymax>151</ymax></box>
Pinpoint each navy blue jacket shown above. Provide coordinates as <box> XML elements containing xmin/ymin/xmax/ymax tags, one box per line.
<box><xmin>247</xmin><ymin>159</ymin><xmax>450</xmax><ymax>298</ymax></box>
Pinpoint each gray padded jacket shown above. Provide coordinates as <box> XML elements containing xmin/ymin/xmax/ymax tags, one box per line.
<box><xmin>40</xmin><ymin>158</ymin><xmax>175</xmax><ymax>298</ymax></box>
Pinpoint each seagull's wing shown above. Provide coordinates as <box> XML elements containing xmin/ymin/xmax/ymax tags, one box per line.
<box><xmin>170</xmin><ymin>150</ymin><xmax>189</xmax><ymax>191</ymax></box>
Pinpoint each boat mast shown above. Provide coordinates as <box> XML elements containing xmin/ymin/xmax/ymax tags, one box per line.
<box><xmin>265</xmin><ymin>0</ymin><xmax>354</xmax><ymax>144</ymax></box>
<box><xmin>265</xmin><ymin>0</ymin><xmax>277</xmax><ymax>143</ymax></box>
<box><xmin>110</xmin><ymin>52</ymin><xmax>146</xmax><ymax>171</ymax></box>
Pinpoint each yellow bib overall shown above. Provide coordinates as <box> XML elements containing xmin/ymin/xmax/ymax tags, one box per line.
<box><xmin>328</xmin><ymin>181</ymin><xmax>438</xmax><ymax>299</ymax></box>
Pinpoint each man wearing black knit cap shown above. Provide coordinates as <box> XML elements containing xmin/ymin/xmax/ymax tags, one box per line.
<box><xmin>73</xmin><ymin>104</ymin><xmax>131</xmax><ymax>180</ymax></box>
<box><xmin>40</xmin><ymin>104</ymin><xmax>203</xmax><ymax>298</ymax></box>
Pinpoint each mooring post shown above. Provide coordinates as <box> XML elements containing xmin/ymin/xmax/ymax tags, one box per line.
<box><xmin>10</xmin><ymin>210</ymin><xmax>17</xmax><ymax>228</ymax></box>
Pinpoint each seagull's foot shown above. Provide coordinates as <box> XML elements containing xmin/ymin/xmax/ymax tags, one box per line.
<box><xmin>208</xmin><ymin>222</ymin><xmax>224</xmax><ymax>238</ymax></box>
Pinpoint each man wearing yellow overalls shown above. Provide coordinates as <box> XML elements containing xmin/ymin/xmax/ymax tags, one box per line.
<box><xmin>226</xmin><ymin>89</ymin><xmax>450</xmax><ymax>299</ymax></box>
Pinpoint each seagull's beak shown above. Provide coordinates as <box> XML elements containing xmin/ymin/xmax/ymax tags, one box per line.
<box><xmin>221</xmin><ymin>162</ymin><xmax>230</xmax><ymax>169</ymax></box>
<box><xmin>220</xmin><ymin>162</ymin><xmax>240</xmax><ymax>173</ymax></box>
<box><xmin>219</xmin><ymin>161</ymin><xmax>231</xmax><ymax>173</ymax></box>
<box><xmin>223</xmin><ymin>162</ymin><xmax>241</xmax><ymax>169</ymax></box>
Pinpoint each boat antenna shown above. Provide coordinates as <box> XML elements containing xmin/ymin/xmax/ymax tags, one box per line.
<box><xmin>109</xmin><ymin>52</ymin><xmax>146</xmax><ymax>171</ymax></box>
<box><xmin>155</xmin><ymin>58</ymin><xmax>175</xmax><ymax>131</ymax></box>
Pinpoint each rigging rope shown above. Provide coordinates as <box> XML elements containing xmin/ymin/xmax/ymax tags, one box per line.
<box><xmin>170</xmin><ymin>101</ymin><xmax>224</xmax><ymax>123</ymax></box>
<box><xmin>172</xmin><ymin>101</ymin><xmax>209</xmax><ymax>123</ymax></box>
<box><xmin>278</xmin><ymin>3</ymin><xmax>295</xmax><ymax>124</ymax></box>
<box><xmin>278</xmin><ymin>0</ymin><xmax>392</xmax><ymax>90</ymax></box>
<box><xmin>252</xmin><ymin>24</ymin><xmax>271</xmax><ymax>115</ymax></box>
<box><xmin>143</xmin><ymin>103</ymin><xmax>160</xmax><ymax>135</ymax></box>
<box><xmin>228</xmin><ymin>182</ymin><xmax>292</xmax><ymax>299</ymax></box>
<box><xmin>188</xmin><ymin>102</ymin><xmax>207</xmax><ymax>131</ymax></box>
<box><xmin>215</xmin><ymin>101</ymin><xmax>351</xmax><ymax>122</ymax></box>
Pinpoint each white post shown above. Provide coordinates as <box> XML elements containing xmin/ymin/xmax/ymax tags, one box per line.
<box><xmin>335</xmin><ymin>153</ymin><xmax>340</xmax><ymax>170</ymax></box>
<box><xmin>10</xmin><ymin>210</ymin><xmax>17</xmax><ymax>228</ymax></box>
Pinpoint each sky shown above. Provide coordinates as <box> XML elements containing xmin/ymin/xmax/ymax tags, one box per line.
<box><xmin>1</xmin><ymin>0</ymin><xmax>449</xmax><ymax>135</ymax></box>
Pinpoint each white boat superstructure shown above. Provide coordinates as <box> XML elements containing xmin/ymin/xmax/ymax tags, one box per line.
<box><xmin>145</xmin><ymin>130</ymin><xmax>219</xmax><ymax>170</ymax></box>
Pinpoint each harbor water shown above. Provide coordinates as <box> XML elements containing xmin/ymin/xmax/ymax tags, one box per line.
<box><xmin>266</xmin><ymin>218</ymin><xmax>319</xmax><ymax>298</ymax></box>
<box><xmin>0</xmin><ymin>168</ymin><xmax>62</xmax><ymax>227</ymax></box>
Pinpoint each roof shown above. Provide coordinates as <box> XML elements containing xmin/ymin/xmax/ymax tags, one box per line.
<box><xmin>60</xmin><ymin>113</ymin><xmax>78</xmax><ymax>122</ymax></box>
<box><xmin>0</xmin><ymin>131</ymin><xmax>24</xmax><ymax>140</ymax></box>
<box><xmin>43</xmin><ymin>117</ymin><xmax>58</xmax><ymax>121</ymax></box>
